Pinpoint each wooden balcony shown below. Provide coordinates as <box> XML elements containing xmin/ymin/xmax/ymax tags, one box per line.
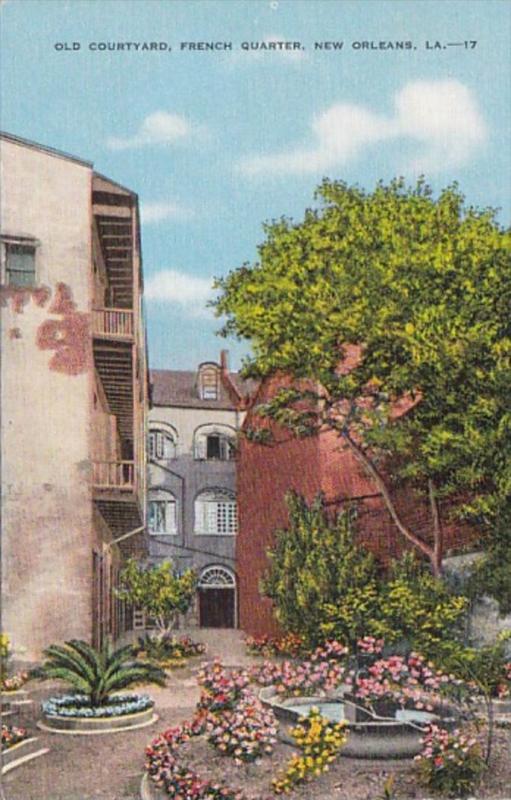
<box><xmin>92</xmin><ymin>460</ymin><xmax>135</xmax><ymax>491</ymax></box>
<box><xmin>92</xmin><ymin>308</ymin><xmax>133</xmax><ymax>340</ymax></box>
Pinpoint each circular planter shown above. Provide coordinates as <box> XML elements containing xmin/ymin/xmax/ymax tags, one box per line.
<box><xmin>260</xmin><ymin>686</ymin><xmax>459</xmax><ymax>759</ymax></box>
<box><xmin>38</xmin><ymin>694</ymin><xmax>159</xmax><ymax>735</ymax></box>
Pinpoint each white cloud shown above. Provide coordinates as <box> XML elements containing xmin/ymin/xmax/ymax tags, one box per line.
<box><xmin>140</xmin><ymin>201</ymin><xmax>192</xmax><ymax>224</ymax></box>
<box><xmin>238</xmin><ymin>80</ymin><xmax>487</xmax><ymax>177</ymax></box>
<box><xmin>144</xmin><ymin>269</ymin><xmax>215</xmax><ymax>318</ymax></box>
<box><xmin>107</xmin><ymin>111</ymin><xmax>193</xmax><ymax>150</ymax></box>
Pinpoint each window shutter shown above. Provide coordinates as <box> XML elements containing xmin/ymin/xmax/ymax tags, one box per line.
<box><xmin>206</xmin><ymin>502</ymin><xmax>218</xmax><ymax>534</ymax></box>
<box><xmin>195</xmin><ymin>435</ymin><xmax>206</xmax><ymax>460</ymax></box>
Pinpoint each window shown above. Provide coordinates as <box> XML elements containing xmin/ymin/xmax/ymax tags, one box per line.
<box><xmin>195</xmin><ymin>489</ymin><xmax>237</xmax><ymax>535</ymax></box>
<box><xmin>4</xmin><ymin>242</ymin><xmax>36</xmax><ymax>286</ymax></box>
<box><xmin>148</xmin><ymin>430</ymin><xmax>176</xmax><ymax>460</ymax></box>
<box><xmin>194</xmin><ymin>425</ymin><xmax>236</xmax><ymax>460</ymax></box>
<box><xmin>198</xmin><ymin>364</ymin><xmax>219</xmax><ymax>400</ymax></box>
<box><xmin>206</xmin><ymin>434</ymin><xmax>235</xmax><ymax>460</ymax></box>
<box><xmin>148</xmin><ymin>497</ymin><xmax>177</xmax><ymax>535</ymax></box>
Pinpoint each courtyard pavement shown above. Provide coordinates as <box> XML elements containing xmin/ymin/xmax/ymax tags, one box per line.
<box><xmin>1</xmin><ymin>629</ymin><xmax>253</xmax><ymax>800</ymax></box>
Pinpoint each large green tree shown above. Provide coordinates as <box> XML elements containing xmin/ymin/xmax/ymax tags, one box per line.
<box><xmin>215</xmin><ymin>179</ymin><xmax>511</xmax><ymax>574</ymax></box>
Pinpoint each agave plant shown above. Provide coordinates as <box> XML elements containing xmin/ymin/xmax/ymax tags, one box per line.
<box><xmin>38</xmin><ymin>639</ymin><xmax>166</xmax><ymax>707</ymax></box>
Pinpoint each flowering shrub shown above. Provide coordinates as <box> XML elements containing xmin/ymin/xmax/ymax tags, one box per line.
<box><xmin>134</xmin><ymin>634</ymin><xmax>206</xmax><ymax>667</ymax></box>
<box><xmin>1</xmin><ymin>723</ymin><xmax>28</xmax><ymax>751</ymax></box>
<box><xmin>197</xmin><ymin>660</ymin><xmax>278</xmax><ymax>763</ymax></box>
<box><xmin>251</xmin><ymin>642</ymin><xmax>348</xmax><ymax>699</ymax></box>
<box><xmin>1</xmin><ymin>671</ymin><xmax>29</xmax><ymax>692</ymax></box>
<box><xmin>196</xmin><ymin>660</ymin><xmax>251</xmax><ymax>714</ymax></box>
<box><xmin>204</xmin><ymin>695</ymin><xmax>278</xmax><ymax>764</ymax></box>
<box><xmin>349</xmin><ymin>651</ymin><xmax>461</xmax><ymax>712</ymax></box>
<box><xmin>244</xmin><ymin>633</ymin><xmax>305</xmax><ymax>658</ymax></box>
<box><xmin>356</xmin><ymin>636</ymin><xmax>384</xmax><ymax>655</ymax></box>
<box><xmin>146</xmin><ymin>722</ymin><xmax>245</xmax><ymax>799</ymax></box>
<box><xmin>414</xmin><ymin>724</ymin><xmax>486</xmax><ymax>797</ymax></box>
<box><xmin>42</xmin><ymin>692</ymin><xmax>153</xmax><ymax>718</ymax></box>
<box><xmin>310</xmin><ymin>640</ymin><xmax>349</xmax><ymax>663</ymax></box>
<box><xmin>272</xmin><ymin>707</ymin><xmax>347</xmax><ymax>794</ymax></box>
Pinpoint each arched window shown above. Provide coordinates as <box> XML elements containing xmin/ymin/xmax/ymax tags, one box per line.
<box><xmin>193</xmin><ymin>424</ymin><xmax>236</xmax><ymax>461</ymax></box>
<box><xmin>148</xmin><ymin>424</ymin><xmax>177</xmax><ymax>460</ymax></box>
<box><xmin>197</xmin><ymin>363</ymin><xmax>219</xmax><ymax>401</ymax></box>
<box><xmin>199</xmin><ymin>565</ymin><xmax>236</xmax><ymax>588</ymax></box>
<box><xmin>194</xmin><ymin>489</ymin><xmax>237</xmax><ymax>536</ymax></box>
<box><xmin>148</xmin><ymin>489</ymin><xmax>177</xmax><ymax>535</ymax></box>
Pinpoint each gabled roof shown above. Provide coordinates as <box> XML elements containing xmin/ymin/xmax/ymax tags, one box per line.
<box><xmin>150</xmin><ymin>368</ymin><xmax>256</xmax><ymax>410</ymax></box>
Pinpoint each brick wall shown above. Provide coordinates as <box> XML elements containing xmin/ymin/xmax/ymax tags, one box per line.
<box><xmin>237</xmin><ymin>378</ymin><xmax>478</xmax><ymax>638</ymax></box>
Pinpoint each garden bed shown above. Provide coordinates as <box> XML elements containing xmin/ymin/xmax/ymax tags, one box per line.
<box><xmin>140</xmin><ymin>724</ymin><xmax>511</xmax><ymax>800</ymax></box>
<box><xmin>38</xmin><ymin>693</ymin><xmax>159</xmax><ymax>734</ymax></box>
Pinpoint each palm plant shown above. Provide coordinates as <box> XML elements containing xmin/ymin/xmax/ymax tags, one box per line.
<box><xmin>37</xmin><ymin>639</ymin><xmax>166</xmax><ymax>707</ymax></box>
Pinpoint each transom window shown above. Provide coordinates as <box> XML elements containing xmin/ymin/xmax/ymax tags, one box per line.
<box><xmin>195</xmin><ymin>489</ymin><xmax>237</xmax><ymax>536</ymax></box>
<box><xmin>3</xmin><ymin>241</ymin><xmax>36</xmax><ymax>286</ymax></box>
<box><xmin>199</xmin><ymin>566</ymin><xmax>236</xmax><ymax>588</ymax></box>
<box><xmin>148</xmin><ymin>429</ymin><xmax>176</xmax><ymax>460</ymax></box>
<box><xmin>148</xmin><ymin>495</ymin><xmax>177</xmax><ymax>535</ymax></box>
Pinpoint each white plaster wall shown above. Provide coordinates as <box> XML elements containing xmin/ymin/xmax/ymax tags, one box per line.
<box><xmin>149</xmin><ymin>405</ymin><xmax>244</xmax><ymax>455</ymax></box>
<box><xmin>0</xmin><ymin>138</ymin><xmax>93</xmax><ymax>657</ymax></box>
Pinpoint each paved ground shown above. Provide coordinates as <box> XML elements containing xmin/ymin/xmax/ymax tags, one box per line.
<box><xmin>2</xmin><ymin>631</ymin><xmax>510</xmax><ymax>800</ymax></box>
<box><xmin>1</xmin><ymin>629</ymin><xmax>250</xmax><ymax>800</ymax></box>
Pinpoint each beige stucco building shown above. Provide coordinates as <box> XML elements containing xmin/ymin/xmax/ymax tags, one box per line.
<box><xmin>0</xmin><ymin>132</ymin><xmax>148</xmax><ymax>659</ymax></box>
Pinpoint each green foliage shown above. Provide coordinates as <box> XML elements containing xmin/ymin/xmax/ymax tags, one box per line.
<box><xmin>441</xmin><ymin>633</ymin><xmax>511</xmax><ymax>697</ymax></box>
<box><xmin>117</xmin><ymin>559</ymin><xmax>197</xmax><ymax>635</ymax></box>
<box><xmin>372</xmin><ymin>552</ymin><xmax>469</xmax><ymax>663</ymax></box>
<box><xmin>215</xmin><ymin>178</ymin><xmax>511</xmax><ymax>547</ymax></box>
<box><xmin>37</xmin><ymin>639</ymin><xmax>166</xmax><ymax>707</ymax></box>
<box><xmin>464</xmin><ymin>516</ymin><xmax>511</xmax><ymax>614</ymax></box>
<box><xmin>263</xmin><ymin>495</ymin><xmax>470</xmax><ymax>657</ymax></box>
<box><xmin>415</xmin><ymin>725</ymin><xmax>486</xmax><ymax>798</ymax></box>
<box><xmin>261</xmin><ymin>493</ymin><xmax>380</xmax><ymax>647</ymax></box>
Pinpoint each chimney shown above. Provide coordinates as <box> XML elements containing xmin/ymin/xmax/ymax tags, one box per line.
<box><xmin>220</xmin><ymin>349</ymin><xmax>229</xmax><ymax>375</ymax></box>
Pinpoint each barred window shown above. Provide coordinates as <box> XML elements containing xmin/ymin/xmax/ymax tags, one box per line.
<box><xmin>194</xmin><ymin>489</ymin><xmax>237</xmax><ymax>536</ymax></box>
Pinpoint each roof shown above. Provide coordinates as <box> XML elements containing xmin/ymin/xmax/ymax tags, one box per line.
<box><xmin>0</xmin><ymin>131</ymin><xmax>93</xmax><ymax>168</ymax></box>
<box><xmin>150</xmin><ymin>369</ymin><xmax>257</xmax><ymax>410</ymax></box>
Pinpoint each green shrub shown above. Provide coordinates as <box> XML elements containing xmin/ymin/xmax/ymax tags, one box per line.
<box><xmin>261</xmin><ymin>493</ymin><xmax>380</xmax><ymax>647</ymax></box>
<box><xmin>37</xmin><ymin>639</ymin><xmax>166</xmax><ymax>707</ymax></box>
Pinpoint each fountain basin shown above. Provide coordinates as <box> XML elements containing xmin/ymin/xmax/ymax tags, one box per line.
<box><xmin>260</xmin><ymin>687</ymin><xmax>458</xmax><ymax>759</ymax></box>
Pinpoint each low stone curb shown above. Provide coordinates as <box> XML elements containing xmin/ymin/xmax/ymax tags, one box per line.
<box><xmin>37</xmin><ymin>709</ymin><xmax>159</xmax><ymax>735</ymax></box>
<box><xmin>1</xmin><ymin>737</ymin><xmax>50</xmax><ymax>774</ymax></box>
<box><xmin>140</xmin><ymin>773</ymin><xmax>168</xmax><ymax>800</ymax></box>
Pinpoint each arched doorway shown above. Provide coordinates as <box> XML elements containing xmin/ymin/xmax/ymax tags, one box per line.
<box><xmin>198</xmin><ymin>565</ymin><xmax>237</xmax><ymax>628</ymax></box>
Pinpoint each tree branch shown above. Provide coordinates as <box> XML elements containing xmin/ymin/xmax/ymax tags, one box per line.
<box><xmin>429</xmin><ymin>478</ymin><xmax>444</xmax><ymax>576</ymax></box>
<box><xmin>341</xmin><ymin>428</ymin><xmax>437</xmax><ymax>571</ymax></box>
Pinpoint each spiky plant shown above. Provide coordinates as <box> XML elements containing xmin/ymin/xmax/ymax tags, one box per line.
<box><xmin>38</xmin><ymin>639</ymin><xmax>166</xmax><ymax>707</ymax></box>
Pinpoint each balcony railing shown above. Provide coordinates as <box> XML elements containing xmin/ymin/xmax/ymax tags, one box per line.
<box><xmin>92</xmin><ymin>461</ymin><xmax>135</xmax><ymax>490</ymax></box>
<box><xmin>92</xmin><ymin>308</ymin><xmax>133</xmax><ymax>339</ymax></box>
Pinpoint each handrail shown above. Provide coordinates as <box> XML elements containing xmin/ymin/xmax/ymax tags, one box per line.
<box><xmin>92</xmin><ymin>308</ymin><xmax>133</xmax><ymax>338</ymax></box>
<box><xmin>92</xmin><ymin>460</ymin><xmax>135</xmax><ymax>489</ymax></box>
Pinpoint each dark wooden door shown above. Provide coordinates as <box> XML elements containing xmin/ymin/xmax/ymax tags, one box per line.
<box><xmin>199</xmin><ymin>588</ymin><xmax>235</xmax><ymax>628</ymax></box>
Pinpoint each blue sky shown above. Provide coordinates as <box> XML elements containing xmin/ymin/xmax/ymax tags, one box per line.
<box><xmin>1</xmin><ymin>0</ymin><xmax>510</xmax><ymax>370</ymax></box>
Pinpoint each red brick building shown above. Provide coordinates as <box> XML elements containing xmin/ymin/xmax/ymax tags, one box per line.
<box><xmin>236</xmin><ymin>375</ymin><xmax>477</xmax><ymax>638</ymax></box>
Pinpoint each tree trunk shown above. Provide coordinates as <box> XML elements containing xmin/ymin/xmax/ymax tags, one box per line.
<box><xmin>342</xmin><ymin>430</ymin><xmax>442</xmax><ymax>575</ymax></box>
